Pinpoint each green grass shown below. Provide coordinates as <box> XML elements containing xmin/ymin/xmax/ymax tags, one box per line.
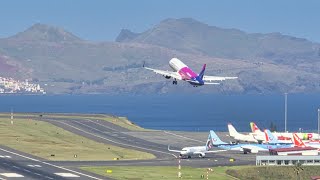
<box><xmin>0</xmin><ymin>113</ymin><xmax>147</xmax><ymax>131</ymax></box>
<box><xmin>80</xmin><ymin>166</ymin><xmax>238</xmax><ymax>180</ymax></box>
<box><xmin>0</xmin><ymin>117</ymin><xmax>155</xmax><ymax>161</ymax></box>
<box><xmin>81</xmin><ymin>165</ymin><xmax>320</xmax><ymax>180</ymax></box>
<box><xmin>226</xmin><ymin>165</ymin><xmax>320</xmax><ymax>180</ymax></box>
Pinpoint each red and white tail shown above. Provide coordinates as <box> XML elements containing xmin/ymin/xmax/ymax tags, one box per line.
<box><xmin>293</xmin><ymin>133</ymin><xmax>306</xmax><ymax>147</ymax></box>
<box><xmin>250</xmin><ymin>122</ymin><xmax>262</xmax><ymax>133</ymax></box>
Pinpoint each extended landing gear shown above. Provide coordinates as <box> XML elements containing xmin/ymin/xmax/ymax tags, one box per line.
<box><xmin>172</xmin><ymin>79</ymin><xmax>178</xmax><ymax>85</ymax></box>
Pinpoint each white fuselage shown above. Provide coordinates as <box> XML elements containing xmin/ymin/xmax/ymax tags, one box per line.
<box><xmin>179</xmin><ymin>146</ymin><xmax>206</xmax><ymax>157</ymax></box>
<box><xmin>169</xmin><ymin>58</ymin><xmax>187</xmax><ymax>72</ymax></box>
<box><xmin>253</xmin><ymin>131</ymin><xmax>320</xmax><ymax>143</ymax></box>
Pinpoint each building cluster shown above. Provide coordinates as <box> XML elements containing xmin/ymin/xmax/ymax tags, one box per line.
<box><xmin>0</xmin><ymin>77</ymin><xmax>46</xmax><ymax>94</ymax></box>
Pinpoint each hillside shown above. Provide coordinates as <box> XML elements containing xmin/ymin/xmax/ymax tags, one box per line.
<box><xmin>0</xmin><ymin>19</ymin><xmax>319</xmax><ymax>94</ymax></box>
<box><xmin>117</xmin><ymin>18</ymin><xmax>320</xmax><ymax>65</ymax></box>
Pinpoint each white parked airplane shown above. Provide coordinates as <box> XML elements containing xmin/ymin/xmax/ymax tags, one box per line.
<box><xmin>228</xmin><ymin>123</ymin><xmax>258</xmax><ymax>143</ymax></box>
<box><xmin>144</xmin><ymin>58</ymin><xmax>238</xmax><ymax>87</ymax></box>
<box><xmin>168</xmin><ymin>132</ymin><xmax>226</xmax><ymax>158</ymax></box>
<box><xmin>250</xmin><ymin>122</ymin><xmax>320</xmax><ymax>143</ymax></box>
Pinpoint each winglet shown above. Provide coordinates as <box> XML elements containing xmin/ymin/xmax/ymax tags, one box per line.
<box><xmin>142</xmin><ymin>61</ymin><xmax>146</xmax><ymax>67</ymax></box>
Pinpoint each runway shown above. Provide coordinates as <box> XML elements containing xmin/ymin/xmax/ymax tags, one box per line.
<box><xmin>38</xmin><ymin>116</ymin><xmax>260</xmax><ymax>166</ymax></box>
<box><xmin>0</xmin><ymin>146</ymin><xmax>107</xmax><ymax>180</ymax></box>
<box><xmin>0</xmin><ymin>114</ymin><xmax>260</xmax><ymax>179</ymax></box>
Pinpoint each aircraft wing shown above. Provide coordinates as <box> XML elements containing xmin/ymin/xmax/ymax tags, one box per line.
<box><xmin>167</xmin><ymin>145</ymin><xmax>182</xmax><ymax>153</ymax></box>
<box><xmin>241</xmin><ymin>145</ymin><xmax>266</xmax><ymax>153</ymax></box>
<box><xmin>203</xmin><ymin>75</ymin><xmax>238</xmax><ymax>82</ymax></box>
<box><xmin>205</xmin><ymin>149</ymin><xmax>227</xmax><ymax>153</ymax></box>
<box><xmin>193</xmin><ymin>150</ymin><xmax>227</xmax><ymax>157</ymax></box>
<box><xmin>204</xmin><ymin>82</ymin><xmax>220</xmax><ymax>85</ymax></box>
<box><xmin>144</xmin><ymin>67</ymin><xmax>182</xmax><ymax>80</ymax></box>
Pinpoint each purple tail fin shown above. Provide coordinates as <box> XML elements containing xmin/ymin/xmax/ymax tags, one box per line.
<box><xmin>198</xmin><ymin>64</ymin><xmax>206</xmax><ymax>80</ymax></box>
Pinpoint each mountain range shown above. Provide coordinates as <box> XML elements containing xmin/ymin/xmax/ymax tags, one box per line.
<box><xmin>0</xmin><ymin>18</ymin><xmax>319</xmax><ymax>94</ymax></box>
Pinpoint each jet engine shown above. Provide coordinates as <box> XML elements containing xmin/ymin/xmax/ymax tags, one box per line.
<box><xmin>164</xmin><ymin>75</ymin><xmax>171</xmax><ymax>79</ymax></box>
<box><xmin>198</xmin><ymin>152</ymin><xmax>206</xmax><ymax>158</ymax></box>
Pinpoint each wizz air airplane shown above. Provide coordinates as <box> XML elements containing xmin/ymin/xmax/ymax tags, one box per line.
<box><xmin>210</xmin><ymin>130</ymin><xmax>293</xmax><ymax>154</ymax></box>
<box><xmin>250</xmin><ymin>122</ymin><xmax>320</xmax><ymax>142</ymax></box>
<box><xmin>228</xmin><ymin>123</ymin><xmax>258</xmax><ymax>143</ymax></box>
<box><xmin>168</xmin><ymin>132</ymin><xmax>226</xmax><ymax>158</ymax></box>
<box><xmin>144</xmin><ymin>58</ymin><xmax>238</xmax><ymax>87</ymax></box>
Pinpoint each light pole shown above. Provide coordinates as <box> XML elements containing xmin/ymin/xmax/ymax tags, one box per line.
<box><xmin>284</xmin><ymin>93</ymin><xmax>288</xmax><ymax>132</ymax></box>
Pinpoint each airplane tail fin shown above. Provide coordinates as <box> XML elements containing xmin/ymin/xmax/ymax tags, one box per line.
<box><xmin>293</xmin><ymin>133</ymin><xmax>306</xmax><ymax>147</ymax></box>
<box><xmin>198</xmin><ymin>64</ymin><xmax>206</xmax><ymax>80</ymax></box>
<box><xmin>264</xmin><ymin>129</ymin><xmax>281</xmax><ymax>144</ymax></box>
<box><xmin>206</xmin><ymin>134</ymin><xmax>213</xmax><ymax>151</ymax></box>
<box><xmin>228</xmin><ymin>123</ymin><xmax>240</xmax><ymax>137</ymax></box>
<box><xmin>209</xmin><ymin>130</ymin><xmax>228</xmax><ymax>146</ymax></box>
<box><xmin>250</xmin><ymin>122</ymin><xmax>262</xmax><ymax>133</ymax></box>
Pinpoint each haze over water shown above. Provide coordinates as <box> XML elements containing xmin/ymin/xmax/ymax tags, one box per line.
<box><xmin>0</xmin><ymin>94</ymin><xmax>319</xmax><ymax>132</ymax></box>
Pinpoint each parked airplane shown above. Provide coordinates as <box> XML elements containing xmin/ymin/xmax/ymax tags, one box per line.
<box><xmin>227</xmin><ymin>123</ymin><xmax>258</xmax><ymax>143</ymax></box>
<box><xmin>168</xmin><ymin>132</ymin><xmax>226</xmax><ymax>158</ymax></box>
<box><xmin>293</xmin><ymin>133</ymin><xmax>320</xmax><ymax>149</ymax></box>
<box><xmin>250</xmin><ymin>122</ymin><xmax>320</xmax><ymax>142</ymax></box>
<box><xmin>143</xmin><ymin>58</ymin><xmax>237</xmax><ymax>87</ymax></box>
<box><xmin>210</xmin><ymin>130</ymin><xmax>293</xmax><ymax>154</ymax></box>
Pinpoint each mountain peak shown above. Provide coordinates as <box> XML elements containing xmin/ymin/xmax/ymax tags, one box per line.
<box><xmin>9</xmin><ymin>23</ymin><xmax>82</xmax><ymax>42</ymax></box>
<box><xmin>115</xmin><ymin>29</ymin><xmax>140</xmax><ymax>42</ymax></box>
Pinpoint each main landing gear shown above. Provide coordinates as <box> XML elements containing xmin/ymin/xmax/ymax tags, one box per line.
<box><xmin>172</xmin><ymin>79</ymin><xmax>178</xmax><ymax>85</ymax></box>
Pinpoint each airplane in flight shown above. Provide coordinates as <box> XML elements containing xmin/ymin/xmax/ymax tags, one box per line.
<box><xmin>250</xmin><ymin>122</ymin><xmax>320</xmax><ymax>143</ymax></box>
<box><xmin>227</xmin><ymin>123</ymin><xmax>258</xmax><ymax>143</ymax></box>
<box><xmin>210</xmin><ymin>130</ymin><xmax>293</xmax><ymax>154</ymax></box>
<box><xmin>168</xmin><ymin>132</ymin><xmax>226</xmax><ymax>158</ymax></box>
<box><xmin>143</xmin><ymin>58</ymin><xmax>238</xmax><ymax>87</ymax></box>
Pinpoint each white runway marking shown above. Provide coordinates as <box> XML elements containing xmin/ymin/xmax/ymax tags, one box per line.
<box><xmin>27</xmin><ymin>164</ymin><xmax>42</xmax><ymax>167</ymax></box>
<box><xmin>163</xmin><ymin>131</ymin><xmax>203</xmax><ymax>143</ymax></box>
<box><xmin>55</xmin><ymin>173</ymin><xmax>80</xmax><ymax>177</ymax></box>
<box><xmin>0</xmin><ymin>173</ymin><xmax>24</xmax><ymax>177</ymax></box>
<box><xmin>0</xmin><ymin>148</ymin><xmax>103</xmax><ymax>180</ymax></box>
<box><xmin>0</xmin><ymin>155</ymin><xmax>11</xmax><ymax>158</ymax></box>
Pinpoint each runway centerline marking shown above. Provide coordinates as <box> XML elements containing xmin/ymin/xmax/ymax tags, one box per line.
<box><xmin>57</xmin><ymin>121</ymin><xmax>177</xmax><ymax>158</ymax></box>
<box><xmin>163</xmin><ymin>131</ymin><xmax>204</xmax><ymax>143</ymax></box>
<box><xmin>85</xmin><ymin>119</ymin><xmax>119</xmax><ymax>132</ymax></box>
<box><xmin>0</xmin><ymin>148</ymin><xmax>103</xmax><ymax>180</ymax></box>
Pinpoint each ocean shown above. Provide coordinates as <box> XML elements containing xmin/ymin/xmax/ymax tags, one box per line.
<box><xmin>0</xmin><ymin>94</ymin><xmax>319</xmax><ymax>132</ymax></box>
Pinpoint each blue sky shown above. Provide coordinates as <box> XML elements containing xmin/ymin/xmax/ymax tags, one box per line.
<box><xmin>0</xmin><ymin>0</ymin><xmax>319</xmax><ymax>42</ymax></box>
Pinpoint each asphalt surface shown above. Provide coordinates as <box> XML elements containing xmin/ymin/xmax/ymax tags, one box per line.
<box><xmin>0</xmin><ymin>114</ymin><xmax>262</xmax><ymax>179</ymax></box>
<box><xmin>0</xmin><ymin>146</ymin><xmax>107</xmax><ymax>180</ymax></box>
<box><xmin>38</xmin><ymin>116</ymin><xmax>261</xmax><ymax>166</ymax></box>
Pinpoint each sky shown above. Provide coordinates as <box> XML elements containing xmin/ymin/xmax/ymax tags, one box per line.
<box><xmin>0</xmin><ymin>0</ymin><xmax>319</xmax><ymax>42</ymax></box>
